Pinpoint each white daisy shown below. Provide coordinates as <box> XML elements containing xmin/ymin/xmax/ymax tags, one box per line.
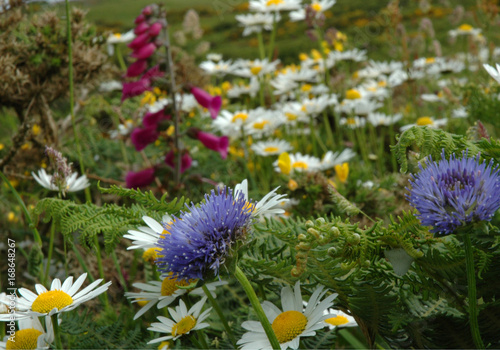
<box><xmin>367</xmin><ymin>112</ymin><xmax>403</xmax><ymax>126</ymax></box>
<box><xmin>206</xmin><ymin>53</ymin><xmax>223</xmax><ymax>62</ymax></box>
<box><xmin>249</xmin><ymin>0</ymin><xmax>302</xmax><ymax>12</ymax></box>
<box><xmin>227</xmin><ymin>78</ymin><xmax>260</xmax><ymax>99</ymax></box>
<box><xmin>237</xmin><ymin>281</ymin><xmax>338</xmax><ymax>350</ymax></box>
<box><xmin>400</xmin><ymin>116</ymin><xmax>447</xmax><ymax>132</ymax></box>
<box><xmin>212</xmin><ymin>109</ymin><xmax>251</xmax><ymax>138</ymax></box>
<box><xmin>236</xmin><ymin>12</ymin><xmax>279</xmax><ymax>36</ymax></box>
<box><xmin>32</xmin><ymin>169</ymin><xmax>90</xmax><ymax>195</ymax></box>
<box><xmin>199</xmin><ymin>59</ymin><xmax>236</xmax><ymax>77</ymax></box>
<box><xmin>273</xmin><ymin>153</ymin><xmax>322</xmax><ymax>174</ymax></box>
<box><xmin>125</xmin><ymin>276</ymin><xmax>226</xmax><ymax>320</ymax></box>
<box><xmin>448</xmin><ymin>24</ymin><xmax>481</xmax><ymax>38</ymax></box>
<box><xmin>323</xmin><ymin>308</ymin><xmax>358</xmax><ymax>329</ymax></box>
<box><xmin>234</xmin><ymin>179</ymin><xmax>289</xmax><ymax>218</ymax></box>
<box><xmin>106</xmin><ymin>30</ymin><xmax>135</xmax><ymax>56</ymax></box>
<box><xmin>0</xmin><ymin>316</ymin><xmax>54</xmax><ymax>350</ymax></box>
<box><xmin>451</xmin><ymin>106</ymin><xmax>468</xmax><ymax>119</ymax></box>
<box><xmin>339</xmin><ymin>116</ymin><xmax>367</xmax><ymax>129</ymax></box>
<box><xmin>1</xmin><ymin>274</ymin><xmax>111</xmax><ymax>320</ymax></box>
<box><xmin>123</xmin><ymin>214</ymin><xmax>172</xmax><ymax>250</ymax></box>
<box><xmin>483</xmin><ymin>63</ymin><xmax>500</xmax><ymax>84</ymax></box>
<box><xmin>320</xmin><ymin>149</ymin><xmax>356</xmax><ymax>171</ymax></box>
<box><xmin>251</xmin><ymin>139</ymin><xmax>293</xmax><ymax>156</ymax></box>
<box><xmin>232</xmin><ymin>58</ymin><xmax>281</xmax><ymax>78</ymax></box>
<box><xmin>289</xmin><ymin>0</ymin><xmax>336</xmax><ymax>21</ymax></box>
<box><xmin>147</xmin><ymin>297</ymin><xmax>212</xmax><ymax>343</ymax></box>
<box><xmin>420</xmin><ymin>92</ymin><xmax>447</xmax><ymax>103</ymax></box>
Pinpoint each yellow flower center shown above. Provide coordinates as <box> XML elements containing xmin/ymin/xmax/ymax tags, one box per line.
<box><xmin>264</xmin><ymin>146</ymin><xmax>279</xmax><ymax>153</ymax></box>
<box><xmin>301</xmin><ymin>84</ymin><xmax>312</xmax><ymax>92</ymax></box>
<box><xmin>243</xmin><ymin>201</ymin><xmax>256</xmax><ymax>213</ymax></box>
<box><xmin>31</xmin><ymin>290</ymin><xmax>73</xmax><ymax>314</ymax></box>
<box><xmin>285</xmin><ymin>113</ymin><xmax>298</xmax><ymax>121</ymax></box>
<box><xmin>367</xmin><ymin>87</ymin><xmax>377</xmax><ymax>92</ymax></box>
<box><xmin>325</xmin><ymin>315</ymin><xmax>349</xmax><ymax>326</ymax></box>
<box><xmin>458</xmin><ymin>24</ymin><xmax>473</xmax><ymax>31</ymax></box>
<box><xmin>143</xmin><ymin>247</ymin><xmax>160</xmax><ymax>264</ymax></box>
<box><xmin>416</xmin><ymin>117</ymin><xmax>433</xmax><ymax>126</ymax></box>
<box><xmin>271</xmin><ymin>310</ymin><xmax>308</xmax><ymax>344</ymax></box>
<box><xmin>221</xmin><ymin>81</ymin><xmax>232</xmax><ymax>92</ymax></box>
<box><xmin>6</xmin><ymin>329</ymin><xmax>43</xmax><ymax>350</ymax></box>
<box><xmin>345</xmin><ymin>89</ymin><xmax>362</xmax><ymax>100</ymax></box>
<box><xmin>113</xmin><ymin>33</ymin><xmax>122</xmax><ymax>39</ymax></box>
<box><xmin>32</xmin><ymin>124</ymin><xmax>41</xmax><ymax>136</ymax></box>
<box><xmin>161</xmin><ymin>276</ymin><xmax>193</xmax><ymax>296</ymax></box>
<box><xmin>425</xmin><ymin>57</ymin><xmax>435</xmax><ymax>64</ymax></box>
<box><xmin>311</xmin><ymin>3</ymin><xmax>322</xmax><ymax>12</ymax></box>
<box><xmin>172</xmin><ymin>315</ymin><xmax>197</xmax><ymax>337</ymax></box>
<box><xmin>278</xmin><ymin>152</ymin><xmax>291</xmax><ymax>175</ymax></box>
<box><xmin>346</xmin><ymin>118</ymin><xmax>356</xmax><ymax>125</ymax></box>
<box><xmin>266</xmin><ymin>0</ymin><xmax>284</xmax><ymax>6</ymax></box>
<box><xmin>253</xmin><ymin>121</ymin><xmax>270</xmax><ymax>129</ymax></box>
<box><xmin>232</xmin><ymin>113</ymin><xmax>248</xmax><ymax>122</ymax></box>
<box><xmin>158</xmin><ymin>341</ymin><xmax>171</xmax><ymax>350</ymax></box>
<box><xmin>250</xmin><ymin>66</ymin><xmax>263</xmax><ymax>75</ymax></box>
<box><xmin>311</xmin><ymin>49</ymin><xmax>322</xmax><ymax>61</ymax></box>
<box><xmin>377</xmin><ymin>80</ymin><xmax>387</xmax><ymax>87</ymax></box>
<box><xmin>292</xmin><ymin>161</ymin><xmax>308</xmax><ymax>170</ymax></box>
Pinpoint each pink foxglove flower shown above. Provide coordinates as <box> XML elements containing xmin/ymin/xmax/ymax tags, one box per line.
<box><xmin>165</xmin><ymin>151</ymin><xmax>193</xmax><ymax>173</ymax></box>
<box><xmin>128</xmin><ymin>32</ymin><xmax>151</xmax><ymax>50</ymax></box>
<box><xmin>131</xmin><ymin>43</ymin><xmax>156</xmax><ymax>60</ymax></box>
<box><xmin>149</xmin><ymin>22</ymin><xmax>163</xmax><ymax>37</ymax></box>
<box><xmin>131</xmin><ymin>126</ymin><xmax>159</xmax><ymax>151</ymax></box>
<box><xmin>126</xmin><ymin>59</ymin><xmax>148</xmax><ymax>78</ymax></box>
<box><xmin>122</xmin><ymin>79</ymin><xmax>151</xmax><ymax>101</ymax></box>
<box><xmin>134</xmin><ymin>14</ymin><xmax>146</xmax><ymax>24</ymax></box>
<box><xmin>134</xmin><ymin>22</ymin><xmax>150</xmax><ymax>35</ymax></box>
<box><xmin>125</xmin><ymin>168</ymin><xmax>155</xmax><ymax>188</ymax></box>
<box><xmin>196</xmin><ymin>131</ymin><xmax>229</xmax><ymax>159</ymax></box>
<box><xmin>142</xmin><ymin>110</ymin><xmax>170</xmax><ymax>128</ymax></box>
<box><xmin>191</xmin><ymin>87</ymin><xmax>222</xmax><ymax>119</ymax></box>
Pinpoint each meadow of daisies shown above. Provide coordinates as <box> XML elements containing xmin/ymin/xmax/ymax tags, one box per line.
<box><xmin>1</xmin><ymin>0</ymin><xmax>500</xmax><ymax>349</ymax></box>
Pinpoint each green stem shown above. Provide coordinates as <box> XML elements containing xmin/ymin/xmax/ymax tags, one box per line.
<box><xmin>197</xmin><ymin>329</ymin><xmax>210</xmax><ymax>349</ymax></box>
<box><xmin>202</xmin><ymin>284</ymin><xmax>237</xmax><ymax>348</ymax></box>
<box><xmin>338</xmin><ymin>328</ymin><xmax>367</xmax><ymax>349</ymax></box>
<box><xmin>462</xmin><ymin>232</ymin><xmax>484</xmax><ymax>349</ymax></box>
<box><xmin>111</xmin><ymin>251</ymin><xmax>128</xmax><ymax>292</ymax></box>
<box><xmin>51</xmin><ymin>314</ymin><xmax>63</xmax><ymax>349</ymax></box>
<box><xmin>115</xmin><ymin>44</ymin><xmax>127</xmax><ymax>71</ymax></box>
<box><xmin>257</xmin><ymin>31</ymin><xmax>265</xmax><ymax>61</ymax></box>
<box><xmin>234</xmin><ymin>266</ymin><xmax>280</xmax><ymax>350</ymax></box>
<box><xmin>92</xmin><ymin>235</ymin><xmax>109</xmax><ymax>308</ymax></box>
<box><xmin>267</xmin><ymin>14</ymin><xmax>277</xmax><ymax>61</ymax></box>
<box><xmin>0</xmin><ymin>171</ymin><xmax>42</xmax><ymax>246</ymax></box>
<box><xmin>65</xmin><ymin>0</ymin><xmax>91</xmax><ymax>203</ymax></box>
<box><xmin>44</xmin><ymin>221</ymin><xmax>57</xmax><ymax>285</ymax></box>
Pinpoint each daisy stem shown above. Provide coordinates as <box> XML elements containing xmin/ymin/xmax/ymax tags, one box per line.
<box><xmin>115</xmin><ymin>44</ymin><xmax>127</xmax><ymax>71</ymax></box>
<box><xmin>92</xmin><ymin>235</ymin><xmax>109</xmax><ymax>308</ymax></box>
<box><xmin>111</xmin><ymin>251</ymin><xmax>128</xmax><ymax>293</ymax></box>
<box><xmin>267</xmin><ymin>14</ymin><xmax>277</xmax><ymax>61</ymax></box>
<box><xmin>234</xmin><ymin>265</ymin><xmax>281</xmax><ymax>350</ymax></box>
<box><xmin>257</xmin><ymin>31</ymin><xmax>266</xmax><ymax>61</ymax></box>
<box><xmin>462</xmin><ymin>231</ymin><xmax>485</xmax><ymax>349</ymax></box>
<box><xmin>51</xmin><ymin>314</ymin><xmax>63</xmax><ymax>349</ymax></box>
<box><xmin>65</xmin><ymin>0</ymin><xmax>91</xmax><ymax>204</ymax></box>
<box><xmin>201</xmin><ymin>284</ymin><xmax>237</xmax><ymax>348</ymax></box>
<box><xmin>197</xmin><ymin>329</ymin><xmax>210</xmax><ymax>349</ymax></box>
<box><xmin>44</xmin><ymin>221</ymin><xmax>57</xmax><ymax>285</ymax></box>
<box><xmin>0</xmin><ymin>170</ymin><xmax>42</xmax><ymax>246</ymax></box>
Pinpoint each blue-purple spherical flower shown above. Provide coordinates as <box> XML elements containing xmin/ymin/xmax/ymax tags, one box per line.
<box><xmin>156</xmin><ymin>187</ymin><xmax>253</xmax><ymax>280</ymax></box>
<box><xmin>406</xmin><ymin>150</ymin><xmax>500</xmax><ymax>236</ymax></box>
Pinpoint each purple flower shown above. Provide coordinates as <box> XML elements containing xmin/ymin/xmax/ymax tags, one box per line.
<box><xmin>156</xmin><ymin>187</ymin><xmax>253</xmax><ymax>280</ymax></box>
<box><xmin>128</xmin><ymin>32</ymin><xmax>151</xmax><ymax>50</ymax></box>
<box><xmin>191</xmin><ymin>87</ymin><xmax>222</xmax><ymax>119</ymax></box>
<box><xmin>406</xmin><ymin>150</ymin><xmax>500</xmax><ymax>236</ymax></box>
<box><xmin>130</xmin><ymin>126</ymin><xmax>159</xmax><ymax>151</ymax></box>
<box><xmin>164</xmin><ymin>150</ymin><xmax>192</xmax><ymax>173</ymax></box>
<box><xmin>125</xmin><ymin>168</ymin><xmax>155</xmax><ymax>188</ymax></box>
<box><xmin>149</xmin><ymin>22</ymin><xmax>163</xmax><ymax>37</ymax></box>
<box><xmin>134</xmin><ymin>22</ymin><xmax>150</xmax><ymax>35</ymax></box>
